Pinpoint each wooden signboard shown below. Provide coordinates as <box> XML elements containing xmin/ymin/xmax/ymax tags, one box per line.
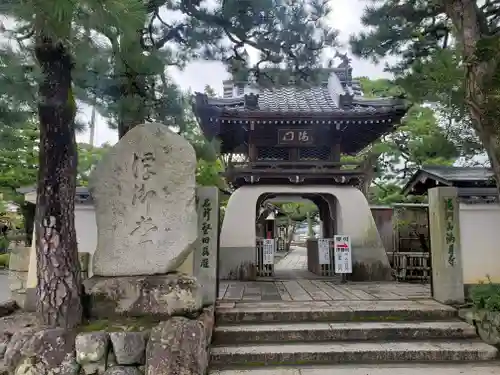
<box><xmin>277</xmin><ymin>129</ymin><xmax>314</xmax><ymax>145</ymax></box>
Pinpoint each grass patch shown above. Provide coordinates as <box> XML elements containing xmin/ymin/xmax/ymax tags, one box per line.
<box><xmin>470</xmin><ymin>277</ymin><xmax>500</xmax><ymax>312</ymax></box>
<box><xmin>78</xmin><ymin>316</ymin><xmax>161</xmax><ymax>333</ymax></box>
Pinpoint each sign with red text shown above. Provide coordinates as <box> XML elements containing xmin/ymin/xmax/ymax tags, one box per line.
<box><xmin>334</xmin><ymin>235</ymin><xmax>352</xmax><ymax>274</ymax></box>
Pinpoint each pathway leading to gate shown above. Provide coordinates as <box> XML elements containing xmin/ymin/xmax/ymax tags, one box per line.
<box><xmin>213</xmin><ymin>248</ymin><xmax>498</xmax><ymax>374</ymax></box>
<box><xmin>212</xmin><ymin>280</ymin><xmax>499</xmax><ymax>374</ymax></box>
<box><xmin>273</xmin><ymin>245</ymin><xmax>324</xmax><ymax>279</ymax></box>
<box><xmin>275</xmin><ymin>246</ymin><xmax>308</xmax><ymax>270</ymax></box>
<box><xmin>218</xmin><ymin>279</ymin><xmax>431</xmax><ymax>302</ymax></box>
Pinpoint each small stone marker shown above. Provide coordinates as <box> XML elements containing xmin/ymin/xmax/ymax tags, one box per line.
<box><xmin>89</xmin><ymin>123</ymin><xmax>198</xmax><ymax>276</ymax></box>
<box><xmin>428</xmin><ymin>186</ymin><xmax>464</xmax><ymax>304</ymax></box>
<box><xmin>194</xmin><ymin>187</ymin><xmax>219</xmax><ymax>305</ymax></box>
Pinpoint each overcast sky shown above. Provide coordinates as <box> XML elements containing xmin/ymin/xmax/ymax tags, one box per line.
<box><xmin>76</xmin><ymin>0</ymin><xmax>391</xmax><ymax>146</ymax></box>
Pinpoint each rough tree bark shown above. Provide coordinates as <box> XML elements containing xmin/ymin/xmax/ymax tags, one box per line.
<box><xmin>34</xmin><ymin>34</ymin><xmax>83</xmax><ymax>328</ymax></box>
<box><xmin>444</xmin><ymin>0</ymin><xmax>500</xmax><ymax>196</ymax></box>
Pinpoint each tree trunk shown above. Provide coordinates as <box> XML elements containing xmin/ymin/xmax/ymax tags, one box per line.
<box><xmin>117</xmin><ymin>72</ymin><xmax>148</xmax><ymax>138</ymax></box>
<box><xmin>444</xmin><ymin>0</ymin><xmax>500</xmax><ymax>196</ymax></box>
<box><xmin>361</xmin><ymin>151</ymin><xmax>381</xmax><ymax>196</ymax></box>
<box><xmin>34</xmin><ymin>35</ymin><xmax>83</xmax><ymax>328</ymax></box>
<box><xmin>116</xmin><ymin>36</ymin><xmax>148</xmax><ymax>139</ymax></box>
<box><xmin>286</xmin><ymin>222</ymin><xmax>296</xmax><ymax>251</ymax></box>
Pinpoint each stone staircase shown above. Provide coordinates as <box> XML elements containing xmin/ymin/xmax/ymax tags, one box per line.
<box><xmin>209</xmin><ymin>299</ymin><xmax>499</xmax><ymax>373</ymax></box>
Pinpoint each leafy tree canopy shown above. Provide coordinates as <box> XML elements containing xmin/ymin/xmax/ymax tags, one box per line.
<box><xmin>351</xmin><ymin>77</ymin><xmax>483</xmax><ymax>204</ymax></box>
<box><xmin>349</xmin><ymin>0</ymin><xmax>500</xmax><ymax>193</ymax></box>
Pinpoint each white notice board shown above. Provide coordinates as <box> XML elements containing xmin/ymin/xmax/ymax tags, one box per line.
<box><xmin>262</xmin><ymin>239</ymin><xmax>275</xmax><ymax>265</ymax></box>
<box><xmin>334</xmin><ymin>235</ymin><xmax>352</xmax><ymax>274</ymax></box>
<box><xmin>318</xmin><ymin>239</ymin><xmax>331</xmax><ymax>265</ymax></box>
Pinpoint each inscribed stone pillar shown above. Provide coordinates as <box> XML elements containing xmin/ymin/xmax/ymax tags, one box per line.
<box><xmin>89</xmin><ymin>123</ymin><xmax>198</xmax><ymax>276</ymax></box>
<box><xmin>194</xmin><ymin>187</ymin><xmax>219</xmax><ymax>305</ymax></box>
<box><xmin>428</xmin><ymin>186</ymin><xmax>464</xmax><ymax>304</ymax></box>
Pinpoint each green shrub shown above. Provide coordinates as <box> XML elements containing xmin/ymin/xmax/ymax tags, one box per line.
<box><xmin>470</xmin><ymin>277</ymin><xmax>500</xmax><ymax>312</ymax></box>
<box><xmin>0</xmin><ymin>253</ymin><xmax>10</xmax><ymax>268</ymax></box>
<box><xmin>0</xmin><ymin>237</ymin><xmax>9</xmax><ymax>251</ymax></box>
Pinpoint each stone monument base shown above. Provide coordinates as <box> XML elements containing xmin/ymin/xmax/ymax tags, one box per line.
<box><xmin>83</xmin><ymin>273</ymin><xmax>203</xmax><ymax>319</ymax></box>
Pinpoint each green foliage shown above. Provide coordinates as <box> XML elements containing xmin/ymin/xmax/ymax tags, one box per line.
<box><xmin>471</xmin><ymin>278</ymin><xmax>500</xmax><ymax>312</ymax></box>
<box><xmin>368</xmin><ymin>183</ymin><xmax>426</xmax><ymax>205</ymax></box>
<box><xmin>349</xmin><ymin>0</ymin><xmax>450</xmax><ymax>71</ymax></box>
<box><xmin>351</xmin><ymin>78</ymin><xmax>483</xmax><ymax>204</ymax></box>
<box><xmin>378</xmin><ymin>105</ymin><xmax>458</xmax><ymax>178</ymax></box>
<box><xmin>349</xmin><ymin>0</ymin><xmax>486</xmax><ymax>163</ymax></box>
<box><xmin>196</xmin><ymin>159</ymin><xmax>224</xmax><ymax>188</ymax></box>
<box><xmin>0</xmin><ymin>118</ymin><xmax>110</xmax><ymax>195</ymax></box>
<box><xmin>0</xmin><ymin>120</ymin><xmax>39</xmax><ymax>203</ymax></box>
<box><xmin>68</xmin><ymin>0</ymin><xmax>338</xmax><ymax>136</ymax></box>
<box><xmin>276</xmin><ymin>202</ymin><xmax>318</xmax><ymax>222</ymax></box>
<box><xmin>358</xmin><ymin>77</ymin><xmax>404</xmax><ymax>98</ymax></box>
<box><xmin>77</xmin><ymin>144</ymin><xmax>110</xmax><ymax>186</ymax></box>
<box><xmin>0</xmin><ymin>253</ymin><xmax>9</xmax><ymax>268</ymax></box>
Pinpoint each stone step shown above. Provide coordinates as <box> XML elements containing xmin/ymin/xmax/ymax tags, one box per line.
<box><xmin>215</xmin><ymin>300</ymin><xmax>457</xmax><ymax>325</ymax></box>
<box><xmin>213</xmin><ymin>321</ymin><xmax>477</xmax><ymax>345</ymax></box>
<box><xmin>210</xmin><ymin>341</ymin><xmax>498</xmax><ymax>368</ymax></box>
<box><xmin>209</xmin><ymin>362</ymin><xmax>500</xmax><ymax>375</ymax></box>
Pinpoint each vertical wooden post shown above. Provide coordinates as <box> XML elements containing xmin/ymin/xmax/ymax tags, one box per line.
<box><xmin>249</xmin><ymin>121</ymin><xmax>257</xmax><ymax>162</ymax></box>
<box><xmin>331</xmin><ymin>136</ymin><xmax>341</xmax><ymax>162</ymax></box>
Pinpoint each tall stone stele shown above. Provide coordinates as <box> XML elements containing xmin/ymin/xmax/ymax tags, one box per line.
<box><xmin>85</xmin><ymin>123</ymin><xmax>202</xmax><ymax>319</ymax></box>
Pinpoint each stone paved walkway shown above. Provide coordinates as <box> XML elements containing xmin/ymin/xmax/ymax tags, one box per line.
<box><xmin>275</xmin><ymin>246</ymin><xmax>308</xmax><ymax>270</ymax></box>
<box><xmin>274</xmin><ymin>246</ymin><xmax>318</xmax><ymax>279</ymax></box>
<box><xmin>218</xmin><ymin>280</ymin><xmax>431</xmax><ymax>302</ymax></box>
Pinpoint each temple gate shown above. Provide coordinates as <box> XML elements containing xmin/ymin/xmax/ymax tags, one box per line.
<box><xmin>193</xmin><ymin>59</ymin><xmax>410</xmax><ymax>282</ymax></box>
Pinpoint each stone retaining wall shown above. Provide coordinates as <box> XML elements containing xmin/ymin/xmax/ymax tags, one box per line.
<box><xmin>0</xmin><ymin>306</ymin><xmax>214</xmax><ymax>375</ymax></box>
<box><xmin>8</xmin><ymin>248</ymin><xmax>90</xmax><ymax>309</ymax></box>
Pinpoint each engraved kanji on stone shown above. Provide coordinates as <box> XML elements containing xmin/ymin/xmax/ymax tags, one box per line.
<box><xmin>132</xmin><ymin>151</ymin><xmax>156</xmax><ymax>180</ymax></box>
<box><xmin>130</xmin><ymin>216</ymin><xmax>158</xmax><ymax>244</ymax></box>
<box><xmin>202</xmin><ymin>222</ymin><xmax>212</xmax><ymax>235</ymax></box>
<box><xmin>132</xmin><ymin>183</ymin><xmax>157</xmax><ymax>205</ymax></box>
<box><xmin>202</xmin><ymin>199</ymin><xmax>212</xmax><ymax>221</ymax></box>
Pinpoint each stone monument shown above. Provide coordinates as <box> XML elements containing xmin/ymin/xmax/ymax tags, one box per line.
<box><xmin>89</xmin><ymin>123</ymin><xmax>198</xmax><ymax>276</ymax></box>
<box><xmin>428</xmin><ymin>186</ymin><xmax>465</xmax><ymax>305</ymax></box>
<box><xmin>85</xmin><ymin>123</ymin><xmax>203</xmax><ymax>318</ymax></box>
<box><xmin>194</xmin><ymin>187</ymin><xmax>219</xmax><ymax>305</ymax></box>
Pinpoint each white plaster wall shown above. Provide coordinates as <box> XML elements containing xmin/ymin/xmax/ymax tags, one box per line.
<box><xmin>27</xmin><ymin>204</ymin><xmax>98</xmax><ymax>288</ymax></box>
<box><xmin>459</xmin><ymin>203</ymin><xmax>500</xmax><ymax>284</ymax></box>
<box><xmin>75</xmin><ymin>206</ymin><xmax>98</xmax><ymax>257</ymax></box>
<box><xmin>220</xmin><ymin>185</ymin><xmax>390</xmax><ymax>276</ymax></box>
<box><xmin>222</xmin><ymin>185</ymin><xmax>384</xmax><ymax>250</ymax></box>
<box><xmin>75</xmin><ymin>206</ymin><xmax>98</xmax><ymax>277</ymax></box>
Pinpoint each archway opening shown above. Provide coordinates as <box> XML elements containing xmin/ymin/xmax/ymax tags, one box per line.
<box><xmin>255</xmin><ymin>192</ymin><xmax>337</xmax><ymax>280</ymax></box>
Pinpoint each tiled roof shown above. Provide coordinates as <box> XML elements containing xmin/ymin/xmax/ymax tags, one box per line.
<box><xmin>202</xmin><ymin>87</ymin><xmax>405</xmax><ymax>114</ymax></box>
<box><xmin>420</xmin><ymin>166</ymin><xmax>494</xmax><ymax>182</ymax></box>
<box><xmin>257</xmin><ymin>86</ymin><xmax>340</xmax><ymax>112</ymax></box>
<box><xmin>402</xmin><ymin>166</ymin><xmax>496</xmax><ymax>196</ymax></box>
